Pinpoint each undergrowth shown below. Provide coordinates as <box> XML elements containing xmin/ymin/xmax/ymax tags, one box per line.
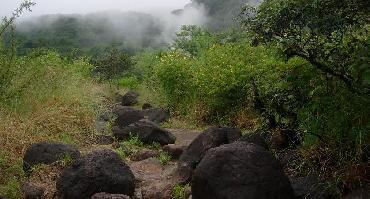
<box><xmin>0</xmin><ymin>51</ymin><xmax>110</xmax><ymax>198</ymax></box>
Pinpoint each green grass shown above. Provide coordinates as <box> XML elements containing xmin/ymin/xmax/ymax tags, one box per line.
<box><xmin>157</xmin><ymin>151</ymin><xmax>172</xmax><ymax>165</ymax></box>
<box><xmin>115</xmin><ymin>134</ymin><xmax>145</xmax><ymax>159</ymax></box>
<box><xmin>0</xmin><ymin>177</ymin><xmax>22</xmax><ymax>199</ymax></box>
<box><xmin>58</xmin><ymin>133</ymin><xmax>76</xmax><ymax>145</ymax></box>
<box><xmin>171</xmin><ymin>184</ymin><xmax>189</xmax><ymax>199</ymax></box>
<box><xmin>0</xmin><ymin>155</ymin><xmax>24</xmax><ymax>199</ymax></box>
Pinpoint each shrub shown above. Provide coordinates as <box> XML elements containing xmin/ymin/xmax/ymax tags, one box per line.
<box><xmin>91</xmin><ymin>48</ymin><xmax>133</xmax><ymax>82</ymax></box>
<box><xmin>118</xmin><ymin>76</ymin><xmax>140</xmax><ymax>89</ymax></box>
<box><xmin>152</xmin><ymin>42</ymin><xmax>309</xmax><ymax>125</ymax></box>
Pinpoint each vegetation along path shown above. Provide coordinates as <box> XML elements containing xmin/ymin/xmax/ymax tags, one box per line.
<box><xmin>0</xmin><ymin>0</ymin><xmax>369</xmax><ymax>198</ymax></box>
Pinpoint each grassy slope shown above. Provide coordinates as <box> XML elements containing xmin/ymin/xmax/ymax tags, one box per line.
<box><xmin>0</xmin><ymin>52</ymin><xmax>112</xmax><ymax>198</ymax></box>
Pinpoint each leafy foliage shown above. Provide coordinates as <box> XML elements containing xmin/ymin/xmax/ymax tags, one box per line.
<box><xmin>242</xmin><ymin>0</ymin><xmax>370</xmax><ymax>94</ymax></box>
<box><xmin>91</xmin><ymin>48</ymin><xmax>133</xmax><ymax>81</ymax></box>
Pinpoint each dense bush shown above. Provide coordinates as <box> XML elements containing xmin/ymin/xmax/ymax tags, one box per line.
<box><xmin>152</xmin><ymin>38</ymin><xmax>310</xmax><ymax>125</ymax></box>
<box><xmin>91</xmin><ymin>48</ymin><xmax>133</xmax><ymax>82</ymax></box>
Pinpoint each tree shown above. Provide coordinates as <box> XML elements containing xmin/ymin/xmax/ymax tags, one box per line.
<box><xmin>1</xmin><ymin>1</ymin><xmax>35</xmax><ymax>98</ymax></box>
<box><xmin>173</xmin><ymin>25</ymin><xmax>215</xmax><ymax>56</ymax></box>
<box><xmin>0</xmin><ymin>0</ymin><xmax>35</xmax><ymax>37</ymax></box>
<box><xmin>242</xmin><ymin>0</ymin><xmax>370</xmax><ymax>94</ymax></box>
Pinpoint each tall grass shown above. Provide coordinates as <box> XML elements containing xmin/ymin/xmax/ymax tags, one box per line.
<box><xmin>0</xmin><ymin>50</ymin><xmax>110</xmax><ymax>198</ymax></box>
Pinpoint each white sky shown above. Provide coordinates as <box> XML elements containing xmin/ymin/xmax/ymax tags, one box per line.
<box><xmin>0</xmin><ymin>0</ymin><xmax>191</xmax><ymax>18</ymax></box>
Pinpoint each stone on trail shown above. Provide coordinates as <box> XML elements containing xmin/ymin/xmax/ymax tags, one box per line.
<box><xmin>176</xmin><ymin>126</ymin><xmax>241</xmax><ymax>183</ymax></box>
<box><xmin>121</xmin><ymin>91</ymin><xmax>139</xmax><ymax>106</ymax></box>
<box><xmin>131</xmin><ymin>149</ymin><xmax>160</xmax><ymax>161</ymax></box>
<box><xmin>113</xmin><ymin>106</ymin><xmax>145</xmax><ymax>128</ymax></box>
<box><xmin>123</xmin><ymin>119</ymin><xmax>176</xmax><ymax>146</ymax></box>
<box><xmin>192</xmin><ymin>142</ymin><xmax>296</xmax><ymax>199</ymax></box>
<box><xmin>56</xmin><ymin>149</ymin><xmax>135</xmax><ymax>199</ymax></box>
<box><xmin>143</xmin><ymin>108</ymin><xmax>170</xmax><ymax>124</ymax></box>
<box><xmin>163</xmin><ymin>144</ymin><xmax>185</xmax><ymax>159</ymax></box>
<box><xmin>23</xmin><ymin>141</ymin><xmax>80</xmax><ymax>173</ymax></box>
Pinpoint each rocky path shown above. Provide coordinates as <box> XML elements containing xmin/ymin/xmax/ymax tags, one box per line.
<box><xmin>18</xmin><ymin>90</ymin><xmax>354</xmax><ymax>199</ymax></box>
<box><xmin>130</xmin><ymin>128</ymin><xmax>200</xmax><ymax>199</ymax></box>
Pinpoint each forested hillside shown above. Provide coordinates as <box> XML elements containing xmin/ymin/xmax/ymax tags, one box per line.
<box><xmin>0</xmin><ymin>0</ymin><xmax>369</xmax><ymax>198</ymax></box>
<box><xmin>5</xmin><ymin>12</ymin><xmax>165</xmax><ymax>57</ymax></box>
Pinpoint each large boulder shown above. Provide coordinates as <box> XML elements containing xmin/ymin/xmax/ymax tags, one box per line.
<box><xmin>143</xmin><ymin>108</ymin><xmax>170</xmax><ymax>124</ymax></box>
<box><xmin>180</xmin><ymin>127</ymin><xmax>241</xmax><ymax>165</ymax></box>
<box><xmin>113</xmin><ymin>106</ymin><xmax>144</xmax><ymax>128</ymax></box>
<box><xmin>121</xmin><ymin>91</ymin><xmax>139</xmax><ymax>106</ymax></box>
<box><xmin>56</xmin><ymin>149</ymin><xmax>135</xmax><ymax>199</ymax></box>
<box><xmin>177</xmin><ymin>127</ymin><xmax>241</xmax><ymax>179</ymax></box>
<box><xmin>192</xmin><ymin>142</ymin><xmax>295</xmax><ymax>199</ymax></box>
<box><xmin>23</xmin><ymin>142</ymin><xmax>80</xmax><ymax>173</ymax></box>
<box><xmin>124</xmin><ymin>119</ymin><xmax>176</xmax><ymax>146</ymax></box>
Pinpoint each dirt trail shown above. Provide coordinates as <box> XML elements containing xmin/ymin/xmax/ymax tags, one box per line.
<box><xmin>129</xmin><ymin>128</ymin><xmax>200</xmax><ymax>199</ymax></box>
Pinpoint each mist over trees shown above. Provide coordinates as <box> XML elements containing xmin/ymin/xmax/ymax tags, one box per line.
<box><xmin>5</xmin><ymin>0</ymin><xmax>259</xmax><ymax>56</ymax></box>
<box><xmin>8</xmin><ymin>12</ymin><xmax>166</xmax><ymax>56</ymax></box>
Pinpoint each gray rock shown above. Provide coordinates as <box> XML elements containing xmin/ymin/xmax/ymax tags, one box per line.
<box><xmin>192</xmin><ymin>142</ymin><xmax>295</xmax><ymax>199</ymax></box>
<box><xmin>176</xmin><ymin>126</ymin><xmax>241</xmax><ymax>183</ymax></box>
<box><xmin>121</xmin><ymin>91</ymin><xmax>139</xmax><ymax>106</ymax></box>
<box><xmin>124</xmin><ymin>119</ymin><xmax>176</xmax><ymax>146</ymax></box>
<box><xmin>57</xmin><ymin>149</ymin><xmax>135</xmax><ymax>199</ymax></box>
<box><xmin>23</xmin><ymin>142</ymin><xmax>80</xmax><ymax>173</ymax></box>
<box><xmin>131</xmin><ymin>149</ymin><xmax>160</xmax><ymax>161</ymax></box>
<box><xmin>163</xmin><ymin>144</ymin><xmax>185</xmax><ymax>159</ymax></box>
<box><xmin>143</xmin><ymin>108</ymin><xmax>170</xmax><ymax>124</ymax></box>
<box><xmin>113</xmin><ymin>106</ymin><xmax>145</xmax><ymax>128</ymax></box>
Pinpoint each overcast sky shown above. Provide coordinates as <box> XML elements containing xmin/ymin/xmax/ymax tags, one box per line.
<box><xmin>0</xmin><ymin>0</ymin><xmax>191</xmax><ymax>18</ymax></box>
